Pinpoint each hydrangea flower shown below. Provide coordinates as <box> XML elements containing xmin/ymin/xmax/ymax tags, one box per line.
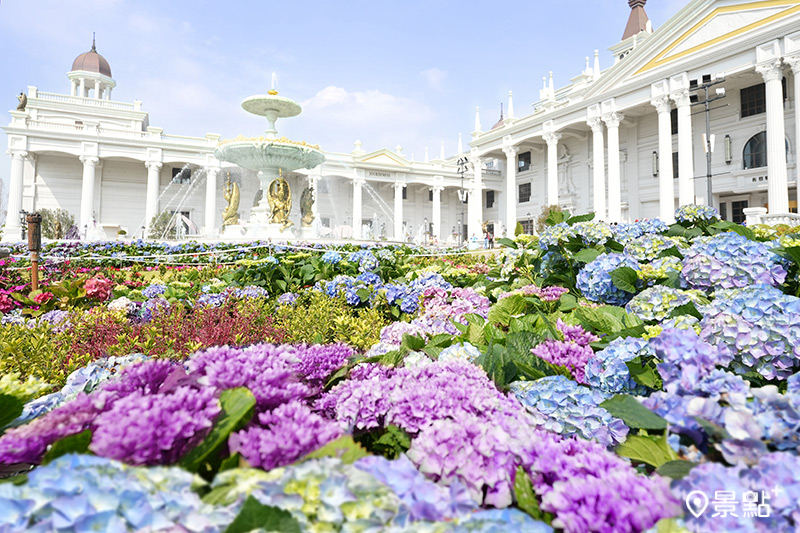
<box><xmin>292</xmin><ymin>343</ymin><xmax>354</xmax><ymax>387</ymax></box>
<box><xmin>321</xmin><ymin>250</ymin><xmax>343</xmax><ymax>264</ymax></box>
<box><xmin>437</xmin><ymin>342</ymin><xmax>481</xmax><ymax>364</ymax></box>
<box><xmin>571</xmin><ymin>221</ymin><xmax>614</xmax><ymax>246</ymax></box>
<box><xmin>509</xmin><ymin>376</ymin><xmax>628</xmax><ymax>446</ymax></box>
<box><xmin>681</xmin><ymin>232</ymin><xmax>786</xmax><ymax>291</ymax></box>
<box><xmin>141</xmin><ymin>283</ymin><xmax>167</xmax><ymax>299</ymax></box>
<box><xmin>649</xmin><ymin>328</ymin><xmax>733</xmax><ymax>394</ymax></box>
<box><xmin>698</xmin><ymin>285</ymin><xmax>800</xmax><ymax>379</ymax></box>
<box><xmin>675</xmin><ymin>203</ymin><xmax>719</xmax><ymax>223</ymax></box>
<box><xmin>531</xmin><ymin>320</ymin><xmax>598</xmax><ymax>384</ymax></box>
<box><xmin>624</xmin><ymin>233</ymin><xmax>683</xmax><ymax>261</ymax></box>
<box><xmin>349</xmin><ymin>249</ymin><xmax>380</xmax><ymax>272</ymax></box>
<box><xmin>538</xmin><ymin>223</ymin><xmax>576</xmax><ymax>250</ymax></box>
<box><xmin>0</xmin><ymin>454</ymin><xmax>234</xmax><ymax>532</ymax></box>
<box><xmin>276</xmin><ymin>291</ymin><xmax>299</xmax><ymax>306</ymax></box>
<box><xmin>625</xmin><ymin>285</ymin><xmax>704</xmax><ymax>323</ymax></box>
<box><xmin>577</xmin><ymin>253</ymin><xmax>642</xmax><ymax>305</ymax></box>
<box><xmin>229</xmin><ymin>401</ymin><xmax>342</xmax><ymax>470</ymax></box>
<box><xmin>84</xmin><ymin>276</ymin><xmax>112</xmax><ymax>301</ymax></box>
<box><xmin>585</xmin><ymin>336</ymin><xmax>655</xmax><ymax>395</ymax></box>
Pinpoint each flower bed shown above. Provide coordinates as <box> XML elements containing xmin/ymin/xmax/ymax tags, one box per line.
<box><xmin>2</xmin><ymin>205</ymin><xmax>800</xmax><ymax>532</ymax></box>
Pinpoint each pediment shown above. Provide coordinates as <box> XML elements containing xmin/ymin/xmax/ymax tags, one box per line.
<box><xmin>358</xmin><ymin>149</ymin><xmax>409</xmax><ymax>167</ymax></box>
<box><xmin>636</xmin><ymin>0</ymin><xmax>800</xmax><ymax>74</ymax></box>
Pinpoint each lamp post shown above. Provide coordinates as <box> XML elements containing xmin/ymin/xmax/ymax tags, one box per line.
<box><xmin>690</xmin><ymin>74</ymin><xmax>726</xmax><ymax>208</ymax></box>
<box><xmin>456</xmin><ymin>156</ymin><xmax>469</xmax><ymax>246</ymax></box>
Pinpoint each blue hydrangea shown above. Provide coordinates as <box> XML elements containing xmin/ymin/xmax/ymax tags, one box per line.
<box><xmin>649</xmin><ymin>328</ymin><xmax>733</xmax><ymax>394</ymax></box>
<box><xmin>637</xmin><ymin>218</ymin><xmax>670</xmax><ymax>234</ymax></box>
<box><xmin>437</xmin><ymin>342</ymin><xmax>482</xmax><ymax>364</ymax></box>
<box><xmin>321</xmin><ymin>251</ymin><xmax>343</xmax><ymax>265</ymax></box>
<box><xmin>538</xmin><ymin>223</ymin><xmax>575</xmax><ymax>250</ymax></box>
<box><xmin>230</xmin><ymin>286</ymin><xmax>269</xmax><ymax>299</ymax></box>
<box><xmin>509</xmin><ymin>376</ymin><xmax>628</xmax><ymax>447</ymax></box>
<box><xmin>585</xmin><ymin>336</ymin><xmax>655</xmax><ymax>395</ymax></box>
<box><xmin>611</xmin><ymin>223</ymin><xmax>646</xmax><ymax>244</ymax></box>
<box><xmin>699</xmin><ymin>285</ymin><xmax>800</xmax><ymax>380</ymax></box>
<box><xmin>0</xmin><ymin>454</ymin><xmax>233</xmax><ymax>532</ymax></box>
<box><xmin>577</xmin><ymin>253</ymin><xmax>642</xmax><ymax>305</ymax></box>
<box><xmin>276</xmin><ymin>292</ymin><xmax>299</xmax><ymax>306</ymax></box>
<box><xmin>349</xmin><ymin>249</ymin><xmax>380</xmax><ymax>272</ymax></box>
<box><xmin>538</xmin><ymin>251</ymin><xmax>568</xmax><ymax>279</ymax></box>
<box><xmin>141</xmin><ymin>284</ymin><xmax>166</xmax><ymax>299</ymax></box>
<box><xmin>682</xmin><ymin>232</ymin><xmax>787</xmax><ymax>291</ymax></box>
<box><xmin>675</xmin><ymin>203</ymin><xmax>719</xmax><ymax>224</ymax></box>
<box><xmin>196</xmin><ymin>292</ymin><xmax>226</xmax><ymax>307</ymax></box>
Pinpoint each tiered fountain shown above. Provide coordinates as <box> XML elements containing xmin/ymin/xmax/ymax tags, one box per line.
<box><xmin>215</xmin><ymin>80</ymin><xmax>325</xmax><ymax>239</ymax></box>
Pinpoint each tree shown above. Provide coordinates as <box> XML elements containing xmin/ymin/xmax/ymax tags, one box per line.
<box><xmin>536</xmin><ymin>205</ymin><xmax>567</xmax><ymax>234</ymax></box>
<box><xmin>147</xmin><ymin>211</ymin><xmax>180</xmax><ymax>240</ymax></box>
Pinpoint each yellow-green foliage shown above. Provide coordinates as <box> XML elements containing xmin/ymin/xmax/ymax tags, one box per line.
<box><xmin>273</xmin><ymin>292</ymin><xmax>389</xmax><ymax>352</ymax></box>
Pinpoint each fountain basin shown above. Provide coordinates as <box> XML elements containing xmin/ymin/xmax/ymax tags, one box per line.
<box><xmin>241</xmin><ymin>94</ymin><xmax>301</xmax><ymax>118</ymax></box>
<box><xmin>215</xmin><ymin>137</ymin><xmax>324</xmax><ymax>173</ymax></box>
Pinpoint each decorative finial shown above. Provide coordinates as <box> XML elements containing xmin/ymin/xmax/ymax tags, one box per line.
<box><xmin>628</xmin><ymin>0</ymin><xmax>646</xmax><ymax>7</ymax></box>
<box><xmin>499</xmin><ymin>103</ymin><xmax>503</xmax><ymax>121</ymax></box>
<box><xmin>507</xmin><ymin>91</ymin><xmax>514</xmax><ymax>119</ymax></box>
<box><xmin>91</xmin><ymin>32</ymin><xmax>96</xmax><ymax>52</ymax></box>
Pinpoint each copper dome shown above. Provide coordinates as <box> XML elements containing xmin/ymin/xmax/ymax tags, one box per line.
<box><xmin>71</xmin><ymin>40</ymin><xmax>112</xmax><ymax>77</ymax></box>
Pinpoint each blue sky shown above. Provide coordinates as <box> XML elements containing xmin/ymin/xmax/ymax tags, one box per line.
<box><xmin>0</xmin><ymin>0</ymin><xmax>687</xmax><ymax>213</ymax></box>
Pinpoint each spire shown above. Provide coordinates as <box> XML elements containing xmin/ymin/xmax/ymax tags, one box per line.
<box><xmin>474</xmin><ymin>106</ymin><xmax>482</xmax><ymax>133</ymax></box>
<box><xmin>593</xmin><ymin>50</ymin><xmax>601</xmax><ymax>80</ymax></box>
<box><xmin>548</xmin><ymin>72</ymin><xmax>555</xmax><ymax>98</ymax></box>
<box><xmin>622</xmin><ymin>0</ymin><xmax>650</xmax><ymax>40</ymax></box>
<box><xmin>91</xmin><ymin>32</ymin><xmax>96</xmax><ymax>52</ymax></box>
<box><xmin>507</xmin><ymin>91</ymin><xmax>514</xmax><ymax>119</ymax></box>
<box><xmin>499</xmin><ymin>103</ymin><xmax>504</xmax><ymax>122</ymax></box>
<box><xmin>440</xmin><ymin>141</ymin><xmax>446</xmax><ymax>160</ymax></box>
<box><xmin>457</xmin><ymin>133</ymin><xmax>463</xmax><ymax>155</ymax></box>
<box><xmin>425</xmin><ymin>146</ymin><xmax>430</xmax><ymax>162</ymax></box>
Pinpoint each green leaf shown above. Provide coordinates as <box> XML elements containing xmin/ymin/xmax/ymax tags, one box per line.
<box><xmin>355</xmin><ymin>288</ymin><xmax>371</xmax><ymax>302</ymax></box>
<box><xmin>693</xmin><ymin>417</ymin><xmax>731</xmax><ymax>442</ymax></box>
<box><xmin>304</xmin><ymin>435</ymin><xmax>369</xmax><ymax>464</ymax></box>
<box><xmin>514</xmin><ymin>466</ymin><xmax>553</xmax><ymax>523</ymax></box>
<box><xmin>669</xmin><ymin>302</ymin><xmax>703</xmax><ymax>321</ymax></box>
<box><xmin>658</xmin><ymin>246</ymin><xmax>684</xmax><ymax>260</ymax></box>
<box><xmin>615</xmin><ymin>433</ymin><xmax>677</xmax><ymax>468</ymax></box>
<box><xmin>711</xmin><ymin>220</ymin><xmax>756</xmax><ymax>241</ymax></box>
<box><xmin>496</xmin><ymin>237</ymin><xmax>518</xmax><ymax>249</ymax></box>
<box><xmin>400</xmin><ymin>333</ymin><xmax>426</xmax><ymax>352</ymax></box>
<box><xmin>488</xmin><ymin>294</ymin><xmax>527</xmax><ymax>327</ymax></box>
<box><xmin>566</xmin><ymin>212</ymin><xmax>595</xmax><ymax>225</ymax></box>
<box><xmin>476</xmin><ymin>344</ymin><xmax>513</xmax><ymax>389</ymax></box>
<box><xmin>0</xmin><ymin>394</ymin><xmax>24</xmax><ymax>430</ymax></box>
<box><xmin>610</xmin><ymin>266</ymin><xmax>639</xmax><ymax>294</ymax></box>
<box><xmin>42</xmin><ymin>429</ymin><xmax>92</xmax><ymax>464</ymax></box>
<box><xmin>180</xmin><ymin>387</ymin><xmax>256</xmax><ymax>473</ymax></box>
<box><xmin>599</xmin><ymin>395</ymin><xmax>667</xmax><ymax>430</ymax></box>
<box><xmin>225</xmin><ymin>495</ymin><xmax>301</xmax><ymax>533</ymax></box>
<box><xmin>656</xmin><ymin>460</ymin><xmax>698</xmax><ymax>480</ymax></box>
<box><xmin>574</xmin><ymin>306</ymin><xmax>625</xmax><ymax>335</ymax></box>
<box><xmin>354</xmin><ymin>426</ymin><xmax>411</xmax><ymax>459</ymax></box>
<box><xmin>625</xmin><ymin>357</ymin><xmax>663</xmax><ymax>390</ymax></box>
<box><xmin>573</xmin><ymin>248</ymin><xmax>602</xmax><ymax>264</ymax></box>
<box><xmin>558</xmin><ymin>293</ymin><xmax>578</xmax><ymax>312</ymax></box>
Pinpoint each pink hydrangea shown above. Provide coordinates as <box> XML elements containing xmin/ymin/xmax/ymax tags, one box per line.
<box><xmin>84</xmin><ymin>276</ymin><xmax>112</xmax><ymax>301</ymax></box>
<box><xmin>32</xmin><ymin>292</ymin><xmax>54</xmax><ymax>305</ymax></box>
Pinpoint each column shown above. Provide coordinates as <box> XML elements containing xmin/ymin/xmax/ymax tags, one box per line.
<box><xmin>672</xmin><ymin>91</ymin><xmax>695</xmax><ymax>206</ymax></box>
<box><xmin>106</xmin><ymin>87</ymin><xmax>112</xmax><ymax>101</ymax></box>
<box><xmin>587</xmin><ymin>118</ymin><xmax>606</xmax><ymax>220</ymax></box>
<box><xmin>604</xmin><ymin>113</ymin><xmax>623</xmax><ymax>223</ymax></box>
<box><xmin>393</xmin><ymin>182</ymin><xmax>404</xmax><ymax>240</ymax></box>
<box><xmin>79</xmin><ymin>156</ymin><xmax>99</xmax><ymax>230</ymax></box>
<box><xmin>651</xmin><ymin>96</ymin><xmax>675</xmax><ymax>222</ymax></box>
<box><xmin>431</xmin><ymin>184</ymin><xmax>443</xmax><ymax>241</ymax></box>
<box><xmin>70</xmin><ymin>80</ymin><xmax>77</xmax><ymax>97</ymax></box>
<box><xmin>94</xmin><ymin>80</ymin><xmax>101</xmax><ymax>99</ymax></box>
<box><xmin>757</xmin><ymin>59</ymin><xmax>790</xmax><ymax>214</ymax></box>
<box><xmin>204</xmin><ymin>167</ymin><xmax>219</xmax><ymax>236</ymax></box>
<box><xmin>543</xmin><ymin>132</ymin><xmax>561</xmax><ymax>207</ymax></box>
<box><xmin>502</xmin><ymin>145</ymin><xmax>519</xmax><ymax>237</ymax></box>
<box><xmin>3</xmin><ymin>150</ymin><xmax>27</xmax><ymax>241</ymax></box>
<box><xmin>352</xmin><ymin>177</ymin><xmax>363</xmax><ymax>239</ymax></box>
<box><xmin>787</xmin><ymin>58</ymin><xmax>800</xmax><ymax>178</ymax></box>
<box><xmin>468</xmin><ymin>155</ymin><xmax>483</xmax><ymax>241</ymax></box>
<box><xmin>79</xmin><ymin>78</ymin><xmax>86</xmax><ymax>98</ymax></box>
<box><xmin>144</xmin><ymin>161</ymin><xmax>162</xmax><ymax>236</ymax></box>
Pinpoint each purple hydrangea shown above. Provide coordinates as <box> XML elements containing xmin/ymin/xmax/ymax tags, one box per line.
<box><xmin>682</xmin><ymin>232</ymin><xmax>787</xmax><ymax>291</ymax></box>
<box><xmin>585</xmin><ymin>336</ymin><xmax>655</xmax><ymax>395</ymax></box>
<box><xmin>229</xmin><ymin>401</ymin><xmax>342</xmax><ymax>470</ymax></box>
<box><xmin>531</xmin><ymin>320</ymin><xmax>597</xmax><ymax>384</ymax></box>
<box><xmin>141</xmin><ymin>284</ymin><xmax>167</xmax><ymax>299</ymax></box>
<box><xmin>292</xmin><ymin>344</ymin><xmax>354</xmax><ymax>387</ymax></box>
<box><xmin>699</xmin><ymin>285</ymin><xmax>800</xmax><ymax>380</ymax></box>
<box><xmin>276</xmin><ymin>292</ymin><xmax>299</xmax><ymax>306</ymax></box>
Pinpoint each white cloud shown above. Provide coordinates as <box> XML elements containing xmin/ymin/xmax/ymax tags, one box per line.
<box><xmin>420</xmin><ymin>67</ymin><xmax>447</xmax><ymax>91</ymax></box>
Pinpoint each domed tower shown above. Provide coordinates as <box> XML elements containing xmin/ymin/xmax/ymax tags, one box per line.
<box><xmin>67</xmin><ymin>35</ymin><xmax>116</xmax><ymax>100</ymax></box>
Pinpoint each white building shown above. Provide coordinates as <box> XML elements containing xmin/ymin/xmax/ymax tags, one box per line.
<box><xmin>5</xmin><ymin>0</ymin><xmax>800</xmax><ymax>242</ymax></box>
<box><xmin>1</xmin><ymin>39</ymin><xmax>501</xmax><ymax>242</ymax></box>
<box><xmin>471</xmin><ymin>0</ymin><xmax>800</xmax><ymax>237</ymax></box>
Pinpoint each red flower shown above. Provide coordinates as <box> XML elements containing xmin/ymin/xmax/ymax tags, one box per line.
<box><xmin>32</xmin><ymin>292</ymin><xmax>54</xmax><ymax>304</ymax></box>
<box><xmin>84</xmin><ymin>276</ymin><xmax>113</xmax><ymax>301</ymax></box>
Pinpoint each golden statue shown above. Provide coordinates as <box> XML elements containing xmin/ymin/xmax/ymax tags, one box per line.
<box><xmin>300</xmin><ymin>186</ymin><xmax>315</xmax><ymax>227</ymax></box>
<box><xmin>16</xmin><ymin>92</ymin><xmax>27</xmax><ymax>111</ymax></box>
<box><xmin>268</xmin><ymin>169</ymin><xmax>292</xmax><ymax>230</ymax></box>
<box><xmin>222</xmin><ymin>173</ymin><xmax>240</xmax><ymax>227</ymax></box>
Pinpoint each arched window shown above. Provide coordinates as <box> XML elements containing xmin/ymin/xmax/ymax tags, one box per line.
<box><xmin>743</xmin><ymin>132</ymin><xmax>767</xmax><ymax>169</ymax></box>
<box><xmin>742</xmin><ymin>132</ymin><xmax>790</xmax><ymax>170</ymax></box>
